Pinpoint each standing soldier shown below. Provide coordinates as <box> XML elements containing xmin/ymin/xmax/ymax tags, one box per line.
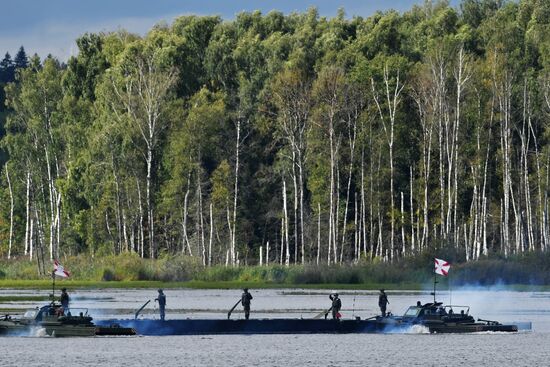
<box><xmin>379</xmin><ymin>289</ymin><xmax>389</xmax><ymax>317</ymax></box>
<box><xmin>328</xmin><ymin>292</ymin><xmax>342</xmax><ymax>320</ymax></box>
<box><xmin>241</xmin><ymin>288</ymin><xmax>253</xmax><ymax>320</ymax></box>
<box><xmin>155</xmin><ymin>289</ymin><xmax>166</xmax><ymax>321</ymax></box>
<box><xmin>60</xmin><ymin>288</ymin><xmax>70</xmax><ymax>314</ymax></box>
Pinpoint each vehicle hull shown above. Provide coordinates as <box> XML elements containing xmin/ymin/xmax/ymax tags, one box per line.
<box><xmin>95</xmin><ymin>318</ymin><xmax>520</xmax><ymax>336</ymax></box>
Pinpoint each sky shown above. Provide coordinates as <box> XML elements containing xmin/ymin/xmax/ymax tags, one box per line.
<box><xmin>0</xmin><ymin>0</ymin><xmax>460</xmax><ymax>61</ymax></box>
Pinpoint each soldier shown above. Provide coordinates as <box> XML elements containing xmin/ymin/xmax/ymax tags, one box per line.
<box><xmin>155</xmin><ymin>289</ymin><xmax>166</xmax><ymax>321</ymax></box>
<box><xmin>329</xmin><ymin>292</ymin><xmax>342</xmax><ymax>320</ymax></box>
<box><xmin>60</xmin><ymin>288</ymin><xmax>70</xmax><ymax>314</ymax></box>
<box><xmin>241</xmin><ymin>288</ymin><xmax>253</xmax><ymax>320</ymax></box>
<box><xmin>379</xmin><ymin>289</ymin><xmax>389</xmax><ymax>317</ymax></box>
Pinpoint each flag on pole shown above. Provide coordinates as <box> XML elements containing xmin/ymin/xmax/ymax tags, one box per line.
<box><xmin>53</xmin><ymin>260</ymin><xmax>70</xmax><ymax>278</ymax></box>
<box><xmin>434</xmin><ymin>258</ymin><xmax>450</xmax><ymax>276</ymax></box>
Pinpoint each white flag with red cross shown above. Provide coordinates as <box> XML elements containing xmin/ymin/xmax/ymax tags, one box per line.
<box><xmin>53</xmin><ymin>260</ymin><xmax>70</xmax><ymax>278</ymax></box>
<box><xmin>434</xmin><ymin>258</ymin><xmax>450</xmax><ymax>276</ymax></box>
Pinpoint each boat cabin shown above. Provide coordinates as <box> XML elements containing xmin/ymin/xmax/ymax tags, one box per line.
<box><xmin>21</xmin><ymin>303</ymin><xmax>93</xmax><ymax>325</ymax></box>
<box><xmin>402</xmin><ymin>302</ymin><xmax>474</xmax><ymax>323</ymax></box>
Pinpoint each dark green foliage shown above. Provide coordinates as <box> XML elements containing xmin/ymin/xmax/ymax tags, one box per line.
<box><xmin>1</xmin><ymin>1</ymin><xmax>550</xmax><ymax>276</ymax></box>
<box><xmin>63</xmin><ymin>34</ymin><xmax>108</xmax><ymax>100</ymax></box>
<box><xmin>0</xmin><ymin>53</ymin><xmax>15</xmax><ymax>84</ymax></box>
<box><xmin>14</xmin><ymin>46</ymin><xmax>28</xmax><ymax>69</ymax></box>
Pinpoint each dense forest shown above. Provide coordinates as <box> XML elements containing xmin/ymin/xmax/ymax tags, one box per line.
<box><xmin>0</xmin><ymin>0</ymin><xmax>549</xmax><ymax>275</ymax></box>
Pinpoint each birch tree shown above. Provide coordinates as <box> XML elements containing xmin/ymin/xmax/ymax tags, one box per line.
<box><xmin>106</xmin><ymin>35</ymin><xmax>178</xmax><ymax>258</ymax></box>
<box><xmin>371</xmin><ymin>58</ymin><xmax>405</xmax><ymax>261</ymax></box>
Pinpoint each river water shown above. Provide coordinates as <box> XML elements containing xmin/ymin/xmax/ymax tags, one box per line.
<box><xmin>1</xmin><ymin>287</ymin><xmax>549</xmax><ymax>366</ymax></box>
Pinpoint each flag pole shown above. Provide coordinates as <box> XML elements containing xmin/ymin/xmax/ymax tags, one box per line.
<box><xmin>52</xmin><ymin>270</ymin><xmax>55</xmax><ymax>304</ymax></box>
<box><xmin>449</xmin><ymin>268</ymin><xmax>452</xmax><ymax>306</ymax></box>
<box><xmin>433</xmin><ymin>258</ymin><xmax>437</xmax><ymax>303</ymax></box>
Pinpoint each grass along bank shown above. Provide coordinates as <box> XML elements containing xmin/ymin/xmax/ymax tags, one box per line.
<box><xmin>2</xmin><ymin>252</ymin><xmax>550</xmax><ymax>289</ymax></box>
<box><xmin>0</xmin><ymin>279</ymin><xmax>422</xmax><ymax>291</ymax></box>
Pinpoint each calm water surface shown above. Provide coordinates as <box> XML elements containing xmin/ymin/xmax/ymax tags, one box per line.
<box><xmin>1</xmin><ymin>288</ymin><xmax>549</xmax><ymax>366</ymax></box>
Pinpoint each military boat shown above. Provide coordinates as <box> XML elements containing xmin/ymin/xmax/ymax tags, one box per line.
<box><xmin>95</xmin><ymin>301</ymin><xmax>526</xmax><ymax>335</ymax></box>
<box><xmin>0</xmin><ymin>303</ymin><xmax>136</xmax><ymax>337</ymax></box>
<box><xmin>375</xmin><ymin>302</ymin><xmax>525</xmax><ymax>333</ymax></box>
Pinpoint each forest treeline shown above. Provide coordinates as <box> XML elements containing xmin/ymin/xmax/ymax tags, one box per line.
<box><xmin>1</xmin><ymin>0</ymin><xmax>550</xmax><ymax>275</ymax></box>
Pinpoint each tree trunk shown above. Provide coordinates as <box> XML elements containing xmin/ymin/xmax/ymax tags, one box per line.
<box><xmin>328</xmin><ymin>110</ymin><xmax>335</xmax><ymax>265</ymax></box>
<box><xmin>266</xmin><ymin>241</ymin><xmax>270</xmax><ymax>266</ymax></box>
<box><xmin>232</xmin><ymin>119</ymin><xmax>241</xmax><ymax>266</ymax></box>
<box><xmin>283</xmin><ymin>177</ymin><xmax>290</xmax><ymax>266</ymax></box>
<box><xmin>226</xmin><ymin>205</ymin><xmax>233</xmax><ymax>266</ymax></box>
<box><xmin>197</xmin><ymin>172</ymin><xmax>205</xmax><ymax>266</ymax></box>
<box><xmin>136</xmin><ymin>178</ymin><xmax>145</xmax><ymax>258</ymax></box>
<box><xmin>410</xmin><ymin>166</ymin><xmax>416</xmax><ymax>253</ymax></box>
<box><xmin>6</xmin><ymin>166</ymin><xmax>14</xmax><ymax>259</ymax></box>
<box><xmin>317</xmin><ymin>202</ymin><xmax>321</xmax><ymax>265</ymax></box>
<box><xmin>371</xmin><ymin>66</ymin><xmax>404</xmax><ymax>261</ymax></box>
<box><xmin>292</xmin><ymin>152</ymin><xmax>298</xmax><ymax>264</ymax></box>
<box><xmin>280</xmin><ymin>217</ymin><xmax>284</xmax><ymax>266</ymax></box>
<box><xmin>182</xmin><ymin>175</ymin><xmax>192</xmax><ymax>255</ymax></box>
<box><xmin>401</xmin><ymin>191</ymin><xmax>406</xmax><ymax>256</ymax></box>
<box><xmin>45</xmin><ymin>147</ymin><xmax>55</xmax><ymax>260</ymax></box>
<box><xmin>146</xmin><ymin>147</ymin><xmax>154</xmax><ymax>258</ymax></box>
<box><xmin>341</xmin><ymin>111</ymin><xmax>357</xmax><ymax>263</ymax></box>
<box><xmin>209</xmin><ymin>202</ymin><xmax>213</xmax><ymax>266</ymax></box>
<box><xmin>25</xmin><ymin>170</ymin><xmax>31</xmax><ymax>257</ymax></box>
<box><xmin>113</xmin><ymin>155</ymin><xmax>123</xmax><ymax>254</ymax></box>
<box><xmin>298</xmin><ymin>157</ymin><xmax>305</xmax><ymax>264</ymax></box>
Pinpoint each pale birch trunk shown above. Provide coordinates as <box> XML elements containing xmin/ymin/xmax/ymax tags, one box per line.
<box><xmin>317</xmin><ymin>202</ymin><xmax>321</xmax><ymax>265</ymax></box>
<box><xmin>280</xmin><ymin>217</ymin><xmax>284</xmax><ymax>265</ymax></box>
<box><xmin>197</xmin><ymin>173</ymin><xmax>205</xmax><ymax>265</ymax></box>
<box><xmin>231</xmin><ymin>119</ymin><xmax>242</xmax><ymax>266</ymax></box>
<box><xmin>361</xmin><ymin>138</ymin><xmax>367</xmax><ymax>257</ymax></box>
<box><xmin>273</xmin><ymin>75</ymin><xmax>310</xmax><ymax>264</ymax></box>
<box><xmin>146</xmin><ymin>147</ymin><xmax>155</xmax><ymax>258</ymax></box>
<box><xmin>266</xmin><ymin>241</ymin><xmax>270</xmax><ymax>266</ymax></box>
<box><xmin>113</xmin><ymin>157</ymin><xmax>123</xmax><ymax>253</ymax></box>
<box><xmin>136</xmin><ymin>178</ymin><xmax>145</xmax><ymax>258</ymax></box>
<box><xmin>354</xmin><ymin>192</ymin><xmax>359</xmax><ymax>262</ymax></box>
<box><xmin>259</xmin><ymin>245</ymin><xmax>263</xmax><ymax>266</ymax></box>
<box><xmin>496</xmin><ymin>70</ymin><xmax>514</xmax><ymax>255</ymax></box>
<box><xmin>401</xmin><ymin>192</ymin><xmax>406</xmax><ymax>256</ymax></box>
<box><xmin>298</xmin><ymin>161</ymin><xmax>305</xmax><ymax>264</ymax></box>
<box><xmin>182</xmin><ymin>175</ymin><xmax>192</xmax><ymax>255</ymax></box>
<box><xmin>226</xmin><ymin>206</ymin><xmax>233</xmax><ymax>265</ymax></box>
<box><xmin>283</xmin><ymin>178</ymin><xmax>290</xmax><ymax>266</ymax></box>
<box><xmin>372</xmin><ymin>66</ymin><xmax>404</xmax><ymax>261</ymax></box>
<box><xmin>410</xmin><ymin>166</ymin><xmax>416</xmax><ymax>253</ymax></box>
<box><xmin>110</xmin><ymin>55</ymin><xmax>177</xmax><ymax>259</ymax></box>
<box><xmin>29</xmin><ymin>215</ymin><xmax>34</xmax><ymax>261</ymax></box>
<box><xmin>122</xmin><ymin>209</ymin><xmax>129</xmax><ymax>252</ymax></box>
<box><xmin>25</xmin><ymin>170</ymin><xmax>31</xmax><ymax>257</ymax></box>
<box><xmin>6</xmin><ymin>166</ymin><xmax>14</xmax><ymax>259</ymax></box>
<box><xmin>209</xmin><ymin>202</ymin><xmax>213</xmax><ymax>266</ymax></box>
<box><xmin>340</xmin><ymin>99</ymin><xmax>359</xmax><ymax>263</ymax></box>
<box><xmin>44</xmin><ymin>147</ymin><xmax>55</xmax><ymax>260</ymax></box>
<box><xmin>328</xmin><ymin>110</ymin><xmax>335</xmax><ymax>265</ymax></box>
<box><xmin>451</xmin><ymin>46</ymin><xmax>470</xmax><ymax>245</ymax></box>
<box><xmin>292</xmin><ymin>151</ymin><xmax>299</xmax><ymax>264</ymax></box>
<box><xmin>335</xmin><ymin>159</ymin><xmax>340</xmax><ymax>263</ymax></box>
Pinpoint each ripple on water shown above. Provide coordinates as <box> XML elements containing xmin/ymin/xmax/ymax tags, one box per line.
<box><xmin>1</xmin><ymin>288</ymin><xmax>550</xmax><ymax>366</ymax></box>
<box><xmin>2</xmin><ymin>333</ymin><xmax>550</xmax><ymax>367</ymax></box>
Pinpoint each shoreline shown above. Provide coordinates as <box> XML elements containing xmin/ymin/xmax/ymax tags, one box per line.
<box><xmin>0</xmin><ymin>279</ymin><xmax>548</xmax><ymax>291</ymax></box>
